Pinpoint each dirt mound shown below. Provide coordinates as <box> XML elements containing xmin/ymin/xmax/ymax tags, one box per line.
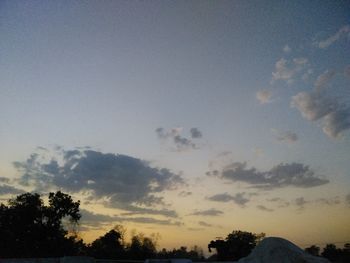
<box><xmin>237</xmin><ymin>237</ymin><xmax>330</xmax><ymax>263</ymax></box>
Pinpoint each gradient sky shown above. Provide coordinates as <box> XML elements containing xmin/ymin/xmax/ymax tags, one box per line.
<box><xmin>1</xmin><ymin>0</ymin><xmax>350</xmax><ymax>253</ymax></box>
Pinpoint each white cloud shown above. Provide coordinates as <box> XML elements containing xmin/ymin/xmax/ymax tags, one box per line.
<box><xmin>314</xmin><ymin>70</ymin><xmax>336</xmax><ymax>91</ymax></box>
<box><xmin>317</xmin><ymin>25</ymin><xmax>350</xmax><ymax>49</ymax></box>
<box><xmin>291</xmin><ymin>91</ymin><xmax>335</xmax><ymax>121</ymax></box>
<box><xmin>256</xmin><ymin>90</ymin><xmax>272</xmax><ymax>104</ymax></box>
<box><xmin>291</xmin><ymin>69</ymin><xmax>350</xmax><ymax>139</ymax></box>
<box><xmin>271</xmin><ymin>57</ymin><xmax>309</xmax><ymax>84</ymax></box>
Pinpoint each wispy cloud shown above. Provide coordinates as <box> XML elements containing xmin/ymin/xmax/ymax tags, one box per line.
<box><xmin>198</xmin><ymin>221</ymin><xmax>212</xmax><ymax>227</ymax></box>
<box><xmin>80</xmin><ymin>209</ymin><xmax>182</xmax><ymax>228</ymax></box>
<box><xmin>207</xmin><ymin>192</ymin><xmax>251</xmax><ymax>207</ymax></box>
<box><xmin>178</xmin><ymin>191</ymin><xmax>192</xmax><ymax>197</ymax></box>
<box><xmin>317</xmin><ymin>25</ymin><xmax>350</xmax><ymax>49</ymax></box>
<box><xmin>256</xmin><ymin>90</ymin><xmax>272</xmax><ymax>104</ymax></box>
<box><xmin>314</xmin><ymin>70</ymin><xmax>336</xmax><ymax>91</ymax></box>
<box><xmin>190</xmin><ymin>208</ymin><xmax>224</xmax><ymax>216</ymax></box>
<box><xmin>295</xmin><ymin>197</ymin><xmax>308</xmax><ymax>210</ymax></box>
<box><xmin>212</xmin><ymin>162</ymin><xmax>329</xmax><ymax>189</ymax></box>
<box><xmin>272</xmin><ymin>129</ymin><xmax>298</xmax><ymax>143</ymax></box>
<box><xmin>271</xmin><ymin>57</ymin><xmax>308</xmax><ymax>84</ymax></box>
<box><xmin>0</xmin><ymin>184</ymin><xmax>25</xmax><ymax>195</ymax></box>
<box><xmin>256</xmin><ymin>205</ymin><xmax>274</xmax><ymax>212</ymax></box>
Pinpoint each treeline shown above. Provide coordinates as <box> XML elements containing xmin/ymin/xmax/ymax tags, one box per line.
<box><xmin>87</xmin><ymin>227</ymin><xmax>204</xmax><ymax>261</ymax></box>
<box><xmin>0</xmin><ymin>191</ymin><xmax>203</xmax><ymax>260</ymax></box>
<box><xmin>0</xmin><ymin>191</ymin><xmax>348</xmax><ymax>263</ymax></box>
<box><xmin>305</xmin><ymin>243</ymin><xmax>350</xmax><ymax>263</ymax></box>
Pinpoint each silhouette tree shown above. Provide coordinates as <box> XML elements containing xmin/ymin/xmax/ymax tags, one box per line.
<box><xmin>305</xmin><ymin>245</ymin><xmax>320</xmax><ymax>256</ymax></box>
<box><xmin>0</xmin><ymin>191</ymin><xmax>83</xmax><ymax>258</ymax></box>
<box><xmin>321</xmin><ymin>244</ymin><xmax>341</xmax><ymax>262</ymax></box>
<box><xmin>88</xmin><ymin>227</ymin><xmax>126</xmax><ymax>259</ymax></box>
<box><xmin>158</xmin><ymin>246</ymin><xmax>204</xmax><ymax>261</ymax></box>
<box><xmin>127</xmin><ymin>233</ymin><xmax>157</xmax><ymax>260</ymax></box>
<box><xmin>208</xmin><ymin>230</ymin><xmax>265</xmax><ymax>261</ymax></box>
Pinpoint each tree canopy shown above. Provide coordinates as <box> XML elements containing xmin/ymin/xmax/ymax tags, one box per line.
<box><xmin>0</xmin><ymin>191</ymin><xmax>82</xmax><ymax>258</ymax></box>
<box><xmin>208</xmin><ymin>230</ymin><xmax>265</xmax><ymax>261</ymax></box>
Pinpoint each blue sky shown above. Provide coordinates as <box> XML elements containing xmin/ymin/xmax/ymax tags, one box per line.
<box><xmin>1</xmin><ymin>0</ymin><xmax>350</xmax><ymax>250</ymax></box>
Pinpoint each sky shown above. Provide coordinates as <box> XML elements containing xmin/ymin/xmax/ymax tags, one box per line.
<box><xmin>0</xmin><ymin>0</ymin><xmax>350</xmax><ymax>253</ymax></box>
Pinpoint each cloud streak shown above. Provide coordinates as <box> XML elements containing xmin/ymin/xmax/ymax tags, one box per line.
<box><xmin>256</xmin><ymin>205</ymin><xmax>274</xmax><ymax>212</ymax></box>
<box><xmin>272</xmin><ymin>129</ymin><xmax>298</xmax><ymax>143</ymax></box>
<box><xmin>190</xmin><ymin>208</ymin><xmax>224</xmax><ymax>216</ymax></box>
<box><xmin>213</xmin><ymin>162</ymin><xmax>329</xmax><ymax>189</ymax></box>
<box><xmin>80</xmin><ymin>209</ymin><xmax>182</xmax><ymax>227</ymax></box>
<box><xmin>207</xmin><ymin>192</ymin><xmax>251</xmax><ymax>207</ymax></box>
<box><xmin>317</xmin><ymin>25</ymin><xmax>350</xmax><ymax>49</ymax></box>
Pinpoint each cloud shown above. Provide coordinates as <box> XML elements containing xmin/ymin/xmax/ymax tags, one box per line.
<box><xmin>118</xmin><ymin>206</ymin><xmax>178</xmax><ymax>218</ymax></box>
<box><xmin>302</xmin><ymin>69</ymin><xmax>314</xmax><ymax>82</ymax></box>
<box><xmin>156</xmin><ymin>127</ymin><xmax>202</xmax><ymax>151</ymax></box>
<box><xmin>346</xmin><ymin>194</ymin><xmax>350</xmax><ymax>205</ymax></box>
<box><xmin>314</xmin><ymin>70</ymin><xmax>336</xmax><ymax>91</ymax></box>
<box><xmin>316</xmin><ymin>197</ymin><xmax>340</xmax><ymax>206</ymax></box>
<box><xmin>0</xmin><ymin>184</ymin><xmax>25</xmax><ymax>195</ymax></box>
<box><xmin>215</xmin><ymin>162</ymin><xmax>329</xmax><ymax>189</ymax></box>
<box><xmin>198</xmin><ymin>221</ymin><xmax>212</xmax><ymax>227</ymax></box>
<box><xmin>80</xmin><ymin>209</ymin><xmax>182</xmax><ymax>227</ymax></box>
<box><xmin>292</xmin><ymin>89</ymin><xmax>350</xmax><ymax>139</ymax></box>
<box><xmin>14</xmin><ymin>148</ymin><xmax>184</xmax><ymax>217</ymax></box>
<box><xmin>256</xmin><ymin>205</ymin><xmax>274</xmax><ymax>212</ymax></box>
<box><xmin>178</xmin><ymin>191</ymin><xmax>192</xmax><ymax>197</ymax></box>
<box><xmin>173</xmin><ymin>135</ymin><xmax>196</xmax><ymax>150</ymax></box>
<box><xmin>190</xmin><ymin>208</ymin><xmax>224</xmax><ymax>216</ymax></box>
<box><xmin>271</xmin><ymin>57</ymin><xmax>308</xmax><ymax>84</ymax></box>
<box><xmin>283</xmin><ymin>45</ymin><xmax>291</xmax><ymax>53</ymax></box>
<box><xmin>295</xmin><ymin>197</ymin><xmax>308</xmax><ymax>209</ymax></box>
<box><xmin>266</xmin><ymin>197</ymin><xmax>290</xmax><ymax>208</ymax></box>
<box><xmin>256</xmin><ymin>90</ymin><xmax>272</xmax><ymax>104</ymax></box>
<box><xmin>0</xmin><ymin>177</ymin><xmax>10</xmax><ymax>183</ymax></box>
<box><xmin>190</xmin><ymin>128</ymin><xmax>203</xmax><ymax>139</ymax></box>
<box><xmin>207</xmin><ymin>192</ymin><xmax>250</xmax><ymax>207</ymax></box>
<box><xmin>272</xmin><ymin>129</ymin><xmax>298</xmax><ymax>143</ymax></box>
<box><xmin>317</xmin><ymin>25</ymin><xmax>350</xmax><ymax>49</ymax></box>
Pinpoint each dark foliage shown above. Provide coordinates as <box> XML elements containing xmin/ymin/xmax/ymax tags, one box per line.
<box><xmin>305</xmin><ymin>245</ymin><xmax>320</xmax><ymax>256</ymax></box>
<box><xmin>208</xmin><ymin>230</ymin><xmax>265</xmax><ymax>261</ymax></box>
<box><xmin>0</xmin><ymin>191</ymin><xmax>83</xmax><ymax>258</ymax></box>
<box><xmin>321</xmin><ymin>243</ymin><xmax>350</xmax><ymax>263</ymax></box>
<box><xmin>157</xmin><ymin>246</ymin><xmax>204</xmax><ymax>261</ymax></box>
<box><xmin>88</xmin><ymin>228</ymin><xmax>125</xmax><ymax>259</ymax></box>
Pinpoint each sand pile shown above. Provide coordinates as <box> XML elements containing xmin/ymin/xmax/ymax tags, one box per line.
<box><xmin>237</xmin><ymin>237</ymin><xmax>330</xmax><ymax>263</ymax></box>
